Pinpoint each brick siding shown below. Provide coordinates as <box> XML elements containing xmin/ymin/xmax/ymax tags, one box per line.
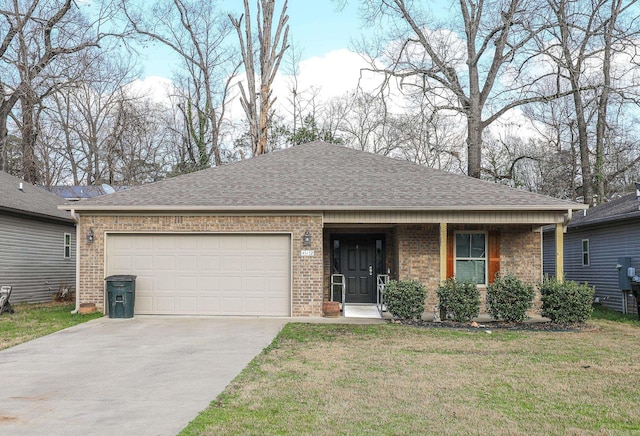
<box><xmin>78</xmin><ymin>215</ymin><xmax>543</xmax><ymax>318</ymax></box>
<box><xmin>78</xmin><ymin>214</ymin><xmax>323</xmax><ymax>316</ymax></box>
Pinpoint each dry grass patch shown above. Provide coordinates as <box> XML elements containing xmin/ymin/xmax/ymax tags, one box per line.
<box><xmin>181</xmin><ymin>321</ymin><xmax>640</xmax><ymax>435</ymax></box>
<box><xmin>0</xmin><ymin>302</ymin><xmax>102</xmax><ymax>350</ymax></box>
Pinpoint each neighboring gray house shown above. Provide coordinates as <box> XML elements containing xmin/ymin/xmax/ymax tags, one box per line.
<box><xmin>543</xmin><ymin>191</ymin><xmax>640</xmax><ymax>314</ymax></box>
<box><xmin>0</xmin><ymin>171</ymin><xmax>76</xmax><ymax>303</ymax></box>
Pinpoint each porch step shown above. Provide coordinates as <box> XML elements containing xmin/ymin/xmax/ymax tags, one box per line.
<box><xmin>343</xmin><ymin>304</ymin><xmax>382</xmax><ymax>319</ymax></box>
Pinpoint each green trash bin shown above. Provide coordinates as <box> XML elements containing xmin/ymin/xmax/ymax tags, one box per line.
<box><xmin>105</xmin><ymin>275</ymin><xmax>137</xmax><ymax>318</ymax></box>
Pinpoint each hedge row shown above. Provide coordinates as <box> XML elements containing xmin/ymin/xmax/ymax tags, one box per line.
<box><xmin>384</xmin><ymin>276</ymin><xmax>594</xmax><ymax>323</ymax></box>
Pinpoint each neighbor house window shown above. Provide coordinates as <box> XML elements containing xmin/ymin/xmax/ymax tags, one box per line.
<box><xmin>455</xmin><ymin>232</ymin><xmax>487</xmax><ymax>284</ymax></box>
<box><xmin>64</xmin><ymin>233</ymin><xmax>71</xmax><ymax>259</ymax></box>
<box><xmin>582</xmin><ymin>239</ymin><xmax>590</xmax><ymax>266</ymax></box>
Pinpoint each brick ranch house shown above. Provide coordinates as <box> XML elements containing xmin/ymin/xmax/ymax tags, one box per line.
<box><xmin>62</xmin><ymin>142</ymin><xmax>586</xmax><ymax>317</ymax></box>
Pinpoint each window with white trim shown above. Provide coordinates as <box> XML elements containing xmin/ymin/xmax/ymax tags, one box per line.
<box><xmin>582</xmin><ymin>239</ymin><xmax>590</xmax><ymax>266</ymax></box>
<box><xmin>455</xmin><ymin>232</ymin><xmax>487</xmax><ymax>284</ymax></box>
<box><xmin>64</xmin><ymin>233</ymin><xmax>71</xmax><ymax>259</ymax></box>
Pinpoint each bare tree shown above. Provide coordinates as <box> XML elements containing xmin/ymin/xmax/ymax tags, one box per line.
<box><xmin>534</xmin><ymin>0</ymin><xmax>640</xmax><ymax>204</ymax></box>
<box><xmin>230</xmin><ymin>0</ymin><xmax>289</xmax><ymax>156</ymax></box>
<box><xmin>353</xmin><ymin>0</ymin><xmax>573</xmax><ymax>179</ymax></box>
<box><xmin>122</xmin><ymin>0</ymin><xmax>239</xmax><ymax>169</ymax></box>
<box><xmin>0</xmin><ymin>0</ymin><xmax>119</xmax><ymax>181</ymax></box>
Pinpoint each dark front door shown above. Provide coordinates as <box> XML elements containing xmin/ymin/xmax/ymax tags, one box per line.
<box><xmin>341</xmin><ymin>239</ymin><xmax>375</xmax><ymax>303</ymax></box>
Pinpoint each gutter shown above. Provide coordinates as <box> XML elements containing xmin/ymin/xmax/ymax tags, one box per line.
<box><xmin>59</xmin><ymin>203</ymin><xmax>589</xmax><ymax>213</ymax></box>
<box><xmin>70</xmin><ymin>209</ymin><xmax>80</xmax><ymax>314</ymax></box>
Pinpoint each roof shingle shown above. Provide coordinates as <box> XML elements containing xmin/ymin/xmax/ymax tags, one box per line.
<box><xmin>0</xmin><ymin>171</ymin><xmax>72</xmax><ymax>221</ymax></box>
<box><xmin>568</xmin><ymin>192</ymin><xmax>640</xmax><ymax>228</ymax></box>
<box><xmin>67</xmin><ymin>142</ymin><xmax>584</xmax><ymax>212</ymax></box>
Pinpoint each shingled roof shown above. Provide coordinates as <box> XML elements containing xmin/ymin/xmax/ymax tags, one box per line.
<box><xmin>568</xmin><ymin>192</ymin><xmax>640</xmax><ymax>229</ymax></box>
<box><xmin>65</xmin><ymin>142</ymin><xmax>584</xmax><ymax>212</ymax></box>
<box><xmin>0</xmin><ymin>171</ymin><xmax>72</xmax><ymax>222</ymax></box>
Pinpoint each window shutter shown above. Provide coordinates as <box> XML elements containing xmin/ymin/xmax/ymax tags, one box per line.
<box><xmin>446</xmin><ymin>232</ymin><xmax>454</xmax><ymax>279</ymax></box>
<box><xmin>488</xmin><ymin>231</ymin><xmax>500</xmax><ymax>284</ymax></box>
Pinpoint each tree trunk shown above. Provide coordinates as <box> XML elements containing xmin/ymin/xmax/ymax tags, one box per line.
<box><xmin>467</xmin><ymin>116</ymin><xmax>483</xmax><ymax>179</ymax></box>
<box><xmin>20</xmin><ymin>95</ymin><xmax>39</xmax><ymax>184</ymax></box>
<box><xmin>0</xmin><ymin>114</ymin><xmax>8</xmax><ymax>173</ymax></box>
<box><xmin>231</xmin><ymin>0</ymin><xmax>288</xmax><ymax>156</ymax></box>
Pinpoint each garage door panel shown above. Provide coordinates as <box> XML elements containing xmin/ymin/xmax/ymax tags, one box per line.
<box><xmin>110</xmin><ymin>255</ymin><xmax>133</xmax><ymax>271</ymax></box>
<box><xmin>220</xmin><ymin>275</ymin><xmax>242</xmax><ymax>292</ymax></box>
<box><xmin>155</xmin><ymin>296</ymin><xmax>177</xmax><ymax>312</ymax></box>
<box><xmin>154</xmin><ymin>237</ymin><xmax>176</xmax><ymax>250</ymax></box>
<box><xmin>177</xmin><ymin>296</ymin><xmax>197</xmax><ymax>312</ymax></box>
<box><xmin>268</xmin><ymin>276</ymin><xmax>289</xmax><ymax>292</ymax></box>
<box><xmin>220</xmin><ymin>236</ymin><xmax>243</xmax><ymax>250</ymax></box>
<box><xmin>199</xmin><ymin>255</ymin><xmax>220</xmax><ymax>271</ymax></box>
<box><xmin>198</xmin><ymin>276</ymin><xmax>219</xmax><ymax>291</ymax></box>
<box><xmin>135</xmin><ymin>295</ymin><xmax>153</xmax><ymax>312</ymax></box>
<box><xmin>198</xmin><ymin>297</ymin><xmax>220</xmax><ymax>312</ymax></box>
<box><xmin>265</xmin><ymin>255</ymin><xmax>289</xmax><ymax>271</ymax></box>
<box><xmin>133</xmin><ymin>255</ymin><xmax>154</xmax><ymax>270</ymax></box>
<box><xmin>222</xmin><ymin>256</ymin><xmax>243</xmax><ymax>271</ymax></box>
<box><xmin>177</xmin><ymin>256</ymin><xmax>198</xmax><ymax>270</ymax></box>
<box><xmin>245</xmin><ymin>276</ymin><xmax>266</xmax><ymax>292</ymax></box>
<box><xmin>245</xmin><ymin>236</ymin><xmax>268</xmax><ymax>250</ymax></box>
<box><xmin>155</xmin><ymin>255</ymin><xmax>175</xmax><ymax>270</ymax></box>
<box><xmin>245</xmin><ymin>256</ymin><xmax>267</xmax><ymax>272</ymax></box>
<box><xmin>222</xmin><ymin>297</ymin><xmax>242</xmax><ymax>313</ymax></box>
<box><xmin>107</xmin><ymin>234</ymin><xmax>291</xmax><ymax>316</ymax></box>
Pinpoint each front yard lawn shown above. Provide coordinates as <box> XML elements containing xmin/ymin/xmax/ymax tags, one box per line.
<box><xmin>181</xmin><ymin>316</ymin><xmax>640</xmax><ymax>435</ymax></box>
<box><xmin>0</xmin><ymin>302</ymin><xmax>102</xmax><ymax>350</ymax></box>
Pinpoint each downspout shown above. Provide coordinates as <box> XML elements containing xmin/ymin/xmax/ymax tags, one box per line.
<box><xmin>70</xmin><ymin>209</ymin><xmax>80</xmax><ymax>314</ymax></box>
<box><xmin>565</xmin><ymin>208</ymin><xmax>573</xmax><ymax>226</ymax></box>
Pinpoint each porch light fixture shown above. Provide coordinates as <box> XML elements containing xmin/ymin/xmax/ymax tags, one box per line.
<box><xmin>303</xmin><ymin>230</ymin><xmax>312</xmax><ymax>246</ymax></box>
<box><xmin>87</xmin><ymin>228</ymin><xmax>95</xmax><ymax>244</ymax></box>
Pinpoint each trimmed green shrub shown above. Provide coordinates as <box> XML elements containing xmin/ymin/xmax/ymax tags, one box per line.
<box><xmin>436</xmin><ymin>278</ymin><xmax>480</xmax><ymax>322</ymax></box>
<box><xmin>540</xmin><ymin>277</ymin><xmax>594</xmax><ymax>323</ymax></box>
<box><xmin>486</xmin><ymin>273</ymin><xmax>534</xmax><ymax>322</ymax></box>
<box><xmin>385</xmin><ymin>279</ymin><xmax>427</xmax><ymax>320</ymax></box>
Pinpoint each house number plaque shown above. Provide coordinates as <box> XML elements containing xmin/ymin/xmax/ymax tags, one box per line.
<box><xmin>300</xmin><ymin>250</ymin><xmax>315</xmax><ymax>257</ymax></box>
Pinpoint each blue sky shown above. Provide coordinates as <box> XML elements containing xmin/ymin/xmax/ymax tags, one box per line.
<box><xmin>140</xmin><ymin>0</ymin><xmax>364</xmax><ymax>79</ymax></box>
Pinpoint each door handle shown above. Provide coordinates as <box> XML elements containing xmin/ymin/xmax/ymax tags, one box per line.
<box><xmin>369</xmin><ymin>265</ymin><xmax>373</xmax><ymax>276</ymax></box>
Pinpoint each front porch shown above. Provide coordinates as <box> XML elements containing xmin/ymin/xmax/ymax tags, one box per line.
<box><xmin>322</xmin><ymin>221</ymin><xmax>564</xmax><ymax>319</ymax></box>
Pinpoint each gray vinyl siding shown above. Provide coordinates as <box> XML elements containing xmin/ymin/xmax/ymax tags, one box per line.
<box><xmin>563</xmin><ymin>220</ymin><xmax>640</xmax><ymax>314</ymax></box>
<box><xmin>542</xmin><ymin>231</ymin><xmax>556</xmax><ymax>277</ymax></box>
<box><xmin>0</xmin><ymin>212</ymin><xmax>76</xmax><ymax>304</ymax></box>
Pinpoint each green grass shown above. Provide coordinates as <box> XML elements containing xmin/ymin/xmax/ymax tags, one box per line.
<box><xmin>0</xmin><ymin>302</ymin><xmax>103</xmax><ymax>350</ymax></box>
<box><xmin>180</xmin><ymin>317</ymin><xmax>640</xmax><ymax>436</ymax></box>
<box><xmin>591</xmin><ymin>303</ymin><xmax>640</xmax><ymax>324</ymax></box>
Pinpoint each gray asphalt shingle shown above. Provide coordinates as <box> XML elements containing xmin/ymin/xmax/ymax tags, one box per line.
<box><xmin>0</xmin><ymin>171</ymin><xmax>72</xmax><ymax>221</ymax></box>
<box><xmin>568</xmin><ymin>192</ymin><xmax>640</xmax><ymax>228</ymax></box>
<box><xmin>68</xmin><ymin>142</ymin><xmax>582</xmax><ymax>211</ymax></box>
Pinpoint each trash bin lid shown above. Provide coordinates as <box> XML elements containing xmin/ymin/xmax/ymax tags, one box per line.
<box><xmin>105</xmin><ymin>275</ymin><xmax>137</xmax><ymax>281</ymax></box>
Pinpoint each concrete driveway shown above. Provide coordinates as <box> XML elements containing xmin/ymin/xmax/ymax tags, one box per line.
<box><xmin>0</xmin><ymin>316</ymin><xmax>286</xmax><ymax>436</ymax></box>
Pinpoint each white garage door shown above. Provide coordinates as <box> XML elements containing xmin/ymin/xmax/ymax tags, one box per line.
<box><xmin>106</xmin><ymin>234</ymin><xmax>291</xmax><ymax>316</ymax></box>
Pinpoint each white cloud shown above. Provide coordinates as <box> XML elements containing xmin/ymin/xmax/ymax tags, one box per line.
<box><xmin>124</xmin><ymin>76</ymin><xmax>175</xmax><ymax>105</ymax></box>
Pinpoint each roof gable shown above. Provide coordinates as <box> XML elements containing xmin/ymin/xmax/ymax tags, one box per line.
<box><xmin>67</xmin><ymin>142</ymin><xmax>583</xmax><ymax>212</ymax></box>
<box><xmin>0</xmin><ymin>171</ymin><xmax>72</xmax><ymax>222</ymax></box>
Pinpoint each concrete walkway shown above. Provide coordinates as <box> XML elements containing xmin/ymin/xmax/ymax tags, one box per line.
<box><xmin>0</xmin><ymin>316</ymin><xmax>286</xmax><ymax>436</ymax></box>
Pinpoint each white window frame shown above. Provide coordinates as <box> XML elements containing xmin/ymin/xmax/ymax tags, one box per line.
<box><xmin>64</xmin><ymin>233</ymin><xmax>71</xmax><ymax>259</ymax></box>
<box><xmin>454</xmin><ymin>231</ymin><xmax>488</xmax><ymax>285</ymax></box>
<box><xmin>581</xmin><ymin>239</ymin><xmax>590</xmax><ymax>267</ymax></box>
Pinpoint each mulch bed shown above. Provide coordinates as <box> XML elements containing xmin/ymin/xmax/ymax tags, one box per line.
<box><xmin>394</xmin><ymin>319</ymin><xmax>599</xmax><ymax>332</ymax></box>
